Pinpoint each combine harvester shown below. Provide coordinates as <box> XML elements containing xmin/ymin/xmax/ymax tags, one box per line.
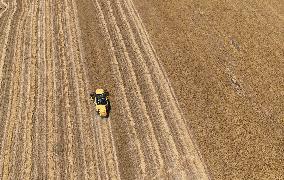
<box><xmin>90</xmin><ymin>89</ymin><xmax>110</xmax><ymax>118</ymax></box>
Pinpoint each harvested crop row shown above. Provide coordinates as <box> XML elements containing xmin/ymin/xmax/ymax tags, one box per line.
<box><xmin>120</xmin><ymin>0</ymin><xmax>208</xmax><ymax>177</ymax></box>
<box><xmin>92</xmin><ymin>0</ymin><xmax>210</xmax><ymax>178</ymax></box>
<box><xmin>0</xmin><ymin>0</ymin><xmax>121</xmax><ymax>178</ymax></box>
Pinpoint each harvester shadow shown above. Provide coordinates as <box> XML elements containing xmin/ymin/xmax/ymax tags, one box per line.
<box><xmin>103</xmin><ymin>91</ymin><xmax>111</xmax><ymax>120</ymax></box>
<box><xmin>105</xmin><ymin>100</ymin><xmax>112</xmax><ymax>119</ymax></box>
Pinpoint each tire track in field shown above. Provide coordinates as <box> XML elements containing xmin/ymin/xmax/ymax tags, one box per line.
<box><xmin>100</xmin><ymin>1</ymin><xmax>173</xmax><ymax>176</ymax></box>
<box><xmin>105</xmin><ymin>117</ymin><xmax>121</xmax><ymax>180</ymax></box>
<box><xmin>59</xmin><ymin>0</ymin><xmax>121</xmax><ymax>178</ymax></box>
<box><xmin>126</xmin><ymin>0</ymin><xmax>209</xmax><ymax>177</ymax></box>
<box><xmin>97</xmin><ymin>117</ymin><xmax>121</xmax><ymax>180</ymax></box>
<box><xmin>45</xmin><ymin>0</ymin><xmax>56</xmax><ymax>178</ymax></box>
<box><xmin>65</xmin><ymin>0</ymin><xmax>105</xmax><ymax>178</ymax></box>
<box><xmin>31</xmin><ymin>1</ymin><xmax>41</xmax><ymax>179</ymax></box>
<box><xmin>19</xmin><ymin>1</ymin><xmax>35</xmax><ymax>178</ymax></box>
<box><xmin>93</xmin><ymin>0</ymin><xmax>210</xmax><ymax>178</ymax></box>
<box><xmin>105</xmin><ymin>0</ymin><xmax>186</xmax><ymax>178</ymax></box>
<box><xmin>65</xmin><ymin>5</ymin><xmax>99</xmax><ymax>179</ymax></box>
<box><xmin>36</xmin><ymin>0</ymin><xmax>47</xmax><ymax>178</ymax></box>
<box><xmin>62</xmin><ymin>1</ymin><xmax>86</xmax><ymax>178</ymax></box>
<box><xmin>64</xmin><ymin>0</ymin><xmax>101</xmax><ymax>177</ymax></box>
<box><xmin>54</xmin><ymin>0</ymin><xmax>101</xmax><ymax>178</ymax></box>
<box><xmin>113</xmin><ymin>0</ymin><xmax>170</xmax><ymax>173</ymax></box>
<box><xmin>71</xmin><ymin>6</ymin><xmax>119</xmax><ymax>179</ymax></box>
<box><xmin>50</xmin><ymin>0</ymin><xmax>62</xmax><ymax>179</ymax></box>
<box><xmin>69</xmin><ymin>0</ymin><xmax>120</xmax><ymax>178</ymax></box>
<box><xmin>31</xmin><ymin>1</ymin><xmax>41</xmax><ymax>178</ymax></box>
<box><xmin>52</xmin><ymin>0</ymin><xmax>70</xmax><ymax>178</ymax></box>
<box><xmin>70</xmin><ymin>6</ymin><xmax>107</xmax><ymax>180</ymax></box>
<box><xmin>71</xmin><ymin>1</ymin><xmax>105</xmax><ymax>179</ymax></box>
<box><xmin>21</xmin><ymin>0</ymin><xmax>39</xmax><ymax>178</ymax></box>
<box><xmin>59</xmin><ymin>0</ymin><xmax>90</xmax><ymax>178</ymax></box>
<box><xmin>0</xmin><ymin>1</ymin><xmax>28</xmax><ymax>178</ymax></box>
<box><xmin>16</xmin><ymin>0</ymin><xmax>35</xmax><ymax>178</ymax></box>
<box><xmin>121</xmin><ymin>0</ymin><xmax>210</xmax><ymax>178</ymax></box>
<box><xmin>49</xmin><ymin>0</ymin><xmax>66</xmax><ymax>179</ymax></box>
<box><xmin>94</xmin><ymin>118</ymin><xmax>109</xmax><ymax>179</ymax></box>
<box><xmin>92</xmin><ymin>0</ymin><xmax>146</xmax><ymax>178</ymax></box>
<box><xmin>69</xmin><ymin>1</ymin><xmax>103</xmax><ymax>178</ymax></box>
<box><xmin>54</xmin><ymin>1</ymin><xmax>77</xmax><ymax>179</ymax></box>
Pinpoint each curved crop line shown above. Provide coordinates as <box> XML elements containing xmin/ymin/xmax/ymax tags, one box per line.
<box><xmin>123</xmin><ymin>0</ymin><xmax>211</xmax><ymax>178</ymax></box>
<box><xmin>115</xmin><ymin>0</ymin><xmax>167</xmax><ymax>170</ymax></box>
<box><xmin>126</xmin><ymin>0</ymin><xmax>208</xmax><ymax>175</ymax></box>
<box><xmin>102</xmin><ymin>0</ymin><xmax>155</xmax><ymax>177</ymax></box>
<box><xmin>113</xmin><ymin>0</ymin><xmax>192</xmax><ymax>177</ymax></box>
<box><xmin>113</xmin><ymin>0</ymin><xmax>196</xmax><ymax>177</ymax></box>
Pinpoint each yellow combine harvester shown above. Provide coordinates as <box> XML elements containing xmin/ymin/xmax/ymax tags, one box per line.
<box><xmin>90</xmin><ymin>89</ymin><xmax>110</xmax><ymax>118</ymax></box>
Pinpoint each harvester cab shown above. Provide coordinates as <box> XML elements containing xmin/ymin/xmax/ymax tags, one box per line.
<box><xmin>90</xmin><ymin>89</ymin><xmax>110</xmax><ymax>118</ymax></box>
